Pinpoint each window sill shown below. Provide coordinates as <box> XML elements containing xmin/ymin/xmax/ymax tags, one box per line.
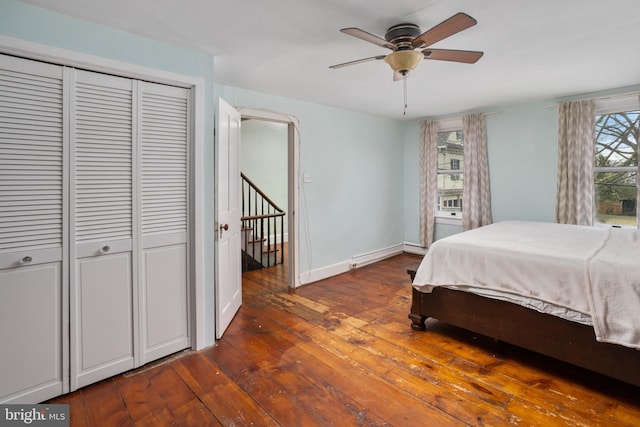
<box><xmin>435</xmin><ymin>216</ymin><xmax>463</xmax><ymax>226</ymax></box>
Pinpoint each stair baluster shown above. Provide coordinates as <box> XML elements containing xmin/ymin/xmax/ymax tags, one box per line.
<box><xmin>241</xmin><ymin>173</ymin><xmax>286</xmax><ymax>271</ymax></box>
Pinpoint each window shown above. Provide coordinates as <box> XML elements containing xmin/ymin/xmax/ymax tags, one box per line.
<box><xmin>594</xmin><ymin>96</ymin><xmax>639</xmax><ymax>227</ymax></box>
<box><xmin>436</xmin><ymin>118</ymin><xmax>464</xmax><ymax>218</ymax></box>
<box><xmin>450</xmin><ymin>159</ymin><xmax>461</xmax><ymax>181</ymax></box>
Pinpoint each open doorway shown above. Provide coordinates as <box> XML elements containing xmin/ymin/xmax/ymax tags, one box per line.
<box><xmin>238</xmin><ymin>108</ymin><xmax>299</xmax><ymax>290</ymax></box>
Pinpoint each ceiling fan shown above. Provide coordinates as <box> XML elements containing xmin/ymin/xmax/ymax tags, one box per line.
<box><xmin>329</xmin><ymin>12</ymin><xmax>483</xmax><ymax>81</ymax></box>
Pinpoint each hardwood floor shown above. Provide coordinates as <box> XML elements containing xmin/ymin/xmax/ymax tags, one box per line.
<box><xmin>48</xmin><ymin>254</ymin><xmax>640</xmax><ymax>426</ymax></box>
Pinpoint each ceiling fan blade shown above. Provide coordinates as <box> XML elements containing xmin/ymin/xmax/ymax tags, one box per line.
<box><xmin>329</xmin><ymin>55</ymin><xmax>386</xmax><ymax>69</ymax></box>
<box><xmin>340</xmin><ymin>28</ymin><xmax>397</xmax><ymax>50</ymax></box>
<box><xmin>422</xmin><ymin>49</ymin><xmax>484</xmax><ymax>63</ymax></box>
<box><xmin>412</xmin><ymin>13</ymin><xmax>477</xmax><ymax>48</ymax></box>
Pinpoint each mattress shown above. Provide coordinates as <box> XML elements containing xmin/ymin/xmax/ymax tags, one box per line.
<box><xmin>412</xmin><ymin>221</ymin><xmax>640</xmax><ymax>349</ymax></box>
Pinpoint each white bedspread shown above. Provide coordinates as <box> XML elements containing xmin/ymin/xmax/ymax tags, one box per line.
<box><xmin>412</xmin><ymin>221</ymin><xmax>640</xmax><ymax>349</ymax></box>
<box><xmin>587</xmin><ymin>227</ymin><xmax>640</xmax><ymax>348</ymax></box>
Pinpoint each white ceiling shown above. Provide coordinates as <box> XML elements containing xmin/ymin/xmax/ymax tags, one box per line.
<box><xmin>20</xmin><ymin>0</ymin><xmax>640</xmax><ymax>120</ymax></box>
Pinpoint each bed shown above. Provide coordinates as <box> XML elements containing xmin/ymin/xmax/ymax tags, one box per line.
<box><xmin>408</xmin><ymin>221</ymin><xmax>640</xmax><ymax>387</ymax></box>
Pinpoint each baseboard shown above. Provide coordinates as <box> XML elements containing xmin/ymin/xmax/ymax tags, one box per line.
<box><xmin>297</xmin><ymin>260</ymin><xmax>351</xmax><ymax>287</ymax></box>
<box><xmin>350</xmin><ymin>244</ymin><xmax>404</xmax><ymax>269</ymax></box>
<box><xmin>402</xmin><ymin>241</ymin><xmax>427</xmax><ymax>256</ymax></box>
<box><xmin>296</xmin><ymin>244</ymin><xmax>405</xmax><ymax>287</ymax></box>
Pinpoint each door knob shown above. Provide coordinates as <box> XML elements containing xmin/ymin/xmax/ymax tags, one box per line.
<box><xmin>21</xmin><ymin>256</ymin><xmax>33</xmax><ymax>264</ymax></box>
<box><xmin>102</xmin><ymin>245</ymin><xmax>111</xmax><ymax>253</ymax></box>
<box><xmin>220</xmin><ymin>223</ymin><xmax>229</xmax><ymax>232</ymax></box>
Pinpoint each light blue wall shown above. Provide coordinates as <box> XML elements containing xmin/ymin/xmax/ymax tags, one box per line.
<box><xmin>403</xmin><ymin>122</ymin><xmax>421</xmax><ymax>242</ymax></box>
<box><xmin>402</xmin><ymin>88</ymin><xmax>639</xmax><ymax>245</ymax></box>
<box><xmin>0</xmin><ymin>0</ymin><xmax>213</xmax><ymax>78</ymax></box>
<box><xmin>0</xmin><ymin>0</ymin><xmax>217</xmax><ymax>345</ymax></box>
<box><xmin>487</xmin><ymin>103</ymin><xmax>558</xmax><ymax>223</ymax></box>
<box><xmin>403</xmin><ymin>102</ymin><xmax>560</xmax><ymax>245</ymax></box>
<box><xmin>217</xmin><ymin>85</ymin><xmax>406</xmax><ymax>273</ymax></box>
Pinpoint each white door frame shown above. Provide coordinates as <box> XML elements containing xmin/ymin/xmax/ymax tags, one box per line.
<box><xmin>238</xmin><ymin>108</ymin><xmax>300</xmax><ymax>289</ymax></box>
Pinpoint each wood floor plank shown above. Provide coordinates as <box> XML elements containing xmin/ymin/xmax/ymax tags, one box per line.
<box><xmin>80</xmin><ymin>379</ymin><xmax>133</xmax><ymax>426</ymax></box>
<box><xmin>47</xmin><ymin>391</ymin><xmax>88</xmax><ymax>427</ymax></box>
<box><xmin>46</xmin><ymin>253</ymin><xmax>640</xmax><ymax>426</ymax></box>
<box><xmin>208</xmin><ymin>338</ymin><xmax>330</xmax><ymax>426</ymax></box>
<box><xmin>221</xmin><ymin>326</ymin><xmax>385</xmax><ymax>426</ymax></box>
<box><xmin>232</xmin><ymin>297</ymin><xmax>462</xmax><ymax>425</ymax></box>
<box><xmin>171</xmin><ymin>352</ymin><xmax>274</xmax><ymax>426</ymax></box>
<box><xmin>234</xmin><ymin>321</ymin><xmax>391</xmax><ymax>426</ymax></box>
<box><xmin>114</xmin><ymin>370</ymin><xmax>165</xmax><ymax>424</ymax></box>
<box><xmin>362</xmin><ymin>289</ymin><xmax>640</xmax><ymax>426</ymax></box>
<box><xmin>279</xmin><ymin>306</ymin><xmax>512</xmax><ymax>425</ymax></box>
<box><xmin>120</xmin><ymin>363</ymin><xmax>218</xmax><ymax>427</ymax></box>
<box><xmin>383</xmin><ymin>316</ymin><xmax>640</xmax><ymax>426</ymax></box>
<box><xmin>285</xmin><ymin>325</ymin><xmax>465</xmax><ymax>426</ymax></box>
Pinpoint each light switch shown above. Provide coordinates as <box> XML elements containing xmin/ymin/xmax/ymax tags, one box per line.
<box><xmin>303</xmin><ymin>172</ymin><xmax>312</xmax><ymax>183</ymax></box>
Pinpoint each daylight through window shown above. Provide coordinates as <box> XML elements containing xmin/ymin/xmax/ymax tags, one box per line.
<box><xmin>437</xmin><ymin>129</ymin><xmax>464</xmax><ymax>217</ymax></box>
<box><xmin>594</xmin><ymin>105</ymin><xmax>639</xmax><ymax>227</ymax></box>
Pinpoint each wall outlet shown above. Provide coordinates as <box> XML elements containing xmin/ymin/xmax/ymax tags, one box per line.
<box><xmin>349</xmin><ymin>261</ymin><xmax>357</xmax><ymax>270</ymax></box>
<box><xmin>303</xmin><ymin>172</ymin><xmax>312</xmax><ymax>183</ymax></box>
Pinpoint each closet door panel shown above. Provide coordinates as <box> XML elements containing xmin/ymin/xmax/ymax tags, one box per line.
<box><xmin>141</xmin><ymin>243</ymin><xmax>188</xmax><ymax>361</ymax></box>
<box><xmin>139</xmin><ymin>82</ymin><xmax>190</xmax><ymax>363</ymax></box>
<box><xmin>0</xmin><ymin>264</ymin><xmax>62</xmax><ymax>403</ymax></box>
<box><xmin>70</xmin><ymin>70</ymin><xmax>135</xmax><ymax>390</ymax></box>
<box><xmin>0</xmin><ymin>54</ymin><xmax>66</xmax><ymax>404</ymax></box>
<box><xmin>75</xmin><ymin>253</ymin><xmax>134</xmax><ymax>388</ymax></box>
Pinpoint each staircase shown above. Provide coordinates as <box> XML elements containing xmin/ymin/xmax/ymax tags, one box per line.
<box><xmin>241</xmin><ymin>172</ymin><xmax>286</xmax><ymax>271</ymax></box>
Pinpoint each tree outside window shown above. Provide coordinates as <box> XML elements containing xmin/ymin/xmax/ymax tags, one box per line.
<box><xmin>594</xmin><ymin>110</ymin><xmax>639</xmax><ymax>227</ymax></box>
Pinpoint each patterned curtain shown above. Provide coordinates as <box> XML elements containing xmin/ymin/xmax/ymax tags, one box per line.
<box><xmin>555</xmin><ymin>100</ymin><xmax>596</xmax><ymax>226</ymax></box>
<box><xmin>419</xmin><ymin>120</ymin><xmax>438</xmax><ymax>247</ymax></box>
<box><xmin>462</xmin><ymin>113</ymin><xmax>492</xmax><ymax>230</ymax></box>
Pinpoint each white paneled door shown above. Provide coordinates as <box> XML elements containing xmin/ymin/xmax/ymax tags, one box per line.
<box><xmin>0</xmin><ymin>54</ymin><xmax>192</xmax><ymax>402</ymax></box>
<box><xmin>70</xmin><ymin>71</ymin><xmax>192</xmax><ymax>389</ymax></box>
<box><xmin>216</xmin><ymin>97</ymin><xmax>242</xmax><ymax>338</ymax></box>
<box><xmin>138</xmin><ymin>82</ymin><xmax>190</xmax><ymax>364</ymax></box>
<box><xmin>70</xmin><ymin>70</ymin><xmax>136</xmax><ymax>389</ymax></box>
<box><xmin>0</xmin><ymin>55</ymin><xmax>67</xmax><ymax>404</ymax></box>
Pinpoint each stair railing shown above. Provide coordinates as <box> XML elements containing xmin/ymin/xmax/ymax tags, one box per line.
<box><xmin>241</xmin><ymin>172</ymin><xmax>286</xmax><ymax>270</ymax></box>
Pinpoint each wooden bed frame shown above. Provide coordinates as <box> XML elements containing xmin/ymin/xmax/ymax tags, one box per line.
<box><xmin>407</xmin><ymin>269</ymin><xmax>640</xmax><ymax>388</ymax></box>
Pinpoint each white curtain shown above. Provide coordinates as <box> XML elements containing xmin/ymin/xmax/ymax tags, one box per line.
<box><xmin>555</xmin><ymin>100</ymin><xmax>596</xmax><ymax>226</ymax></box>
<box><xmin>419</xmin><ymin>120</ymin><xmax>438</xmax><ymax>247</ymax></box>
<box><xmin>462</xmin><ymin>113</ymin><xmax>492</xmax><ymax>230</ymax></box>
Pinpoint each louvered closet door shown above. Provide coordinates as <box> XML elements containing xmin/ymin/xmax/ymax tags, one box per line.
<box><xmin>70</xmin><ymin>70</ymin><xmax>135</xmax><ymax>390</ymax></box>
<box><xmin>0</xmin><ymin>55</ymin><xmax>67</xmax><ymax>403</ymax></box>
<box><xmin>138</xmin><ymin>81</ymin><xmax>190</xmax><ymax>364</ymax></box>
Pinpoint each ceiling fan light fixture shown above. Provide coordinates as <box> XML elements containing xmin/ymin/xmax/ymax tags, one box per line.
<box><xmin>384</xmin><ymin>50</ymin><xmax>423</xmax><ymax>74</ymax></box>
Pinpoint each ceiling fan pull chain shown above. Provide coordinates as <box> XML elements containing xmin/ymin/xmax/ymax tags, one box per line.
<box><xmin>403</xmin><ymin>76</ymin><xmax>408</xmax><ymax>116</ymax></box>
